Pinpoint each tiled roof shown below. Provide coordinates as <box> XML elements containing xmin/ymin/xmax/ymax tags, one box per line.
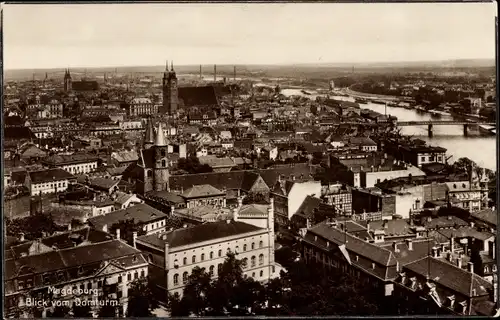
<box><xmin>421</xmin><ymin>216</ymin><xmax>469</xmax><ymax>229</ymax></box>
<box><xmin>178</xmin><ymin>86</ymin><xmax>219</xmax><ymax>107</ymax></box>
<box><xmin>294</xmin><ymin>195</ymin><xmax>335</xmax><ymax>219</ymax></box>
<box><xmin>145</xmin><ymin>190</ymin><xmax>185</xmax><ymax>204</ymax></box>
<box><xmin>182</xmin><ymin>184</ymin><xmax>225</xmax><ymax>198</ymax></box>
<box><xmin>112</xmin><ymin>150</ymin><xmax>139</xmax><ymax>163</ymax></box>
<box><xmin>198</xmin><ymin>155</ymin><xmax>236</xmax><ymax>168</ymax></box>
<box><xmin>170</xmin><ymin>171</ymin><xmax>260</xmax><ymax>192</ymax></box>
<box><xmin>470</xmin><ymin>208</ymin><xmax>496</xmax><ymax>227</ymax></box>
<box><xmin>238</xmin><ymin>204</ymin><xmax>268</xmax><ymax>217</ymax></box>
<box><xmin>88</xmin><ymin>177</ymin><xmax>120</xmax><ymax>190</ymax></box>
<box><xmin>29</xmin><ymin>168</ymin><xmax>75</xmax><ymax>184</ymax></box>
<box><xmin>366</xmin><ymin>219</ymin><xmax>415</xmax><ymax>237</ymax></box>
<box><xmin>438</xmin><ymin>227</ymin><xmax>495</xmax><ymax>241</ymax></box>
<box><xmin>42</xmin><ymin>153</ymin><xmax>99</xmax><ymax>166</ymax></box>
<box><xmin>87</xmin><ymin>203</ymin><xmax>168</xmax><ymax>230</ymax></box>
<box><xmin>307</xmin><ymin>222</ymin><xmax>397</xmax><ymax>267</ymax></box>
<box><xmin>137</xmin><ymin>219</ymin><xmax>264</xmax><ymax>249</ymax></box>
<box><xmin>403</xmin><ymin>256</ymin><xmax>492</xmax><ymax>297</ymax></box>
<box><xmin>380</xmin><ymin>238</ymin><xmax>436</xmax><ymax>268</ymax></box>
<box><xmin>5</xmin><ymin>239</ymin><xmax>145</xmax><ymax>281</ymax></box>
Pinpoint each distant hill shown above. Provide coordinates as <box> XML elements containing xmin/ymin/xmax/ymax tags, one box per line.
<box><xmin>4</xmin><ymin>59</ymin><xmax>495</xmax><ymax>81</ymax></box>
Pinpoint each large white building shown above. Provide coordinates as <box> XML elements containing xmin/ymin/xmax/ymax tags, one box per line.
<box><xmin>26</xmin><ymin>168</ymin><xmax>76</xmax><ymax>196</ymax></box>
<box><xmin>135</xmin><ymin>199</ymin><xmax>276</xmax><ymax>298</ymax></box>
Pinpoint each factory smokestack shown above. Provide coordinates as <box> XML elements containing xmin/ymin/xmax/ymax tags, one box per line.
<box><xmin>214</xmin><ymin>64</ymin><xmax>217</xmax><ymax>82</ymax></box>
<box><xmin>199</xmin><ymin>65</ymin><xmax>202</xmax><ymax>80</ymax></box>
<box><xmin>234</xmin><ymin>66</ymin><xmax>236</xmax><ymax>81</ymax></box>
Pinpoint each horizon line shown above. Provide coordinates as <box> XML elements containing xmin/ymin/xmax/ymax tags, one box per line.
<box><xmin>5</xmin><ymin>58</ymin><xmax>496</xmax><ymax>72</ymax></box>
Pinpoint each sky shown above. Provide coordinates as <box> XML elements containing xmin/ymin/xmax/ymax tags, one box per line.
<box><xmin>2</xmin><ymin>3</ymin><xmax>498</xmax><ymax>70</ymax></box>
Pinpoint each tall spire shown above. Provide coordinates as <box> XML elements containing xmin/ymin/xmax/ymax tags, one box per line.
<box><xmin>155</xmin><ymin>122</ymin><xmax>166</xmax><ymax>146</ymax></box>
<box><xmin>144</xmin><ymin>117</ymin><xmax>155</xmax><ymax>147</ymax></box>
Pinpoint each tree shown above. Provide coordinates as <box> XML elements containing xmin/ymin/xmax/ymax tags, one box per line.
<box><xmin>127</xmin><ymin>277</ymin><xmax>159</xmax><ymax>317</ymax></box>
<box><xmin>47</xmin><ymin>305</ymin><xmax>71</xmax><ymax>318</ymax></box>
<box><xmin>72</xmin><ymin>304</ymin><xmax>92</xmax><ymax>318</ymax></box>
<box><xmin>6</xmin><ymin>212</ymin><xmax>66</xmax><ymax>240</ymax></box>
<box><xmin>177</xmin><ymin>156</ymin><xmax>213</xmax><ymax>174</ymax></box>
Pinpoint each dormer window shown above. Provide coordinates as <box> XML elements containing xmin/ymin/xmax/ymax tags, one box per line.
<box><xmin>459</xmin><ymin>301</ymin><xmax>467</xmax><ymax>314</ymax></box>
<box><xmin>493</xmin><ymin>265</ymin><xmax>497</xmax><ymax>272</ymax></box>
<box><xmin>371</xmin><ymin>263</ymin><xmax>375</xmax><ymax>269</ymax></box>
<box><xmin>453</xmin><ymin>184</ymin><xmax>457</xmax><ymax>189</ymax></box>
<box><xmin>447</xmin><ymin>295</ymin><xmax>456</xmax><ymax>309</ymax></box>
<box><xmin>410</xmin><ymin>277</ymin><xmax>417</xmax><ymax>290</ymax></box>
<box><xmin>484</xmin><ymin>266</ymin><xmax>489</xmax><ymax>274</ymax></box>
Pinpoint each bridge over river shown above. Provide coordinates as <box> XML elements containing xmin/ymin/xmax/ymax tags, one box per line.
<box><xmin>396</xmin><ymin>120</ymin><xmax>496</xmax><ymax>137</ymax></box>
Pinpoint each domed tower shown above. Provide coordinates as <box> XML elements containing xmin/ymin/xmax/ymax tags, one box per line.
<box><xmin>64</xmin><ymin>69</ymin><xmax>72</xmax><ymax>93</ymax></box>
<box><xmin>153</xmin><ymin>122</ymin><xmax>170</xmax><ymax>192</ymax></box>
<box><xmin>162</xmin><ymin>60</ymin><xmax>178</xmax><ymax>116</ymax></box>
<box><xmin>144</xmin><ymin>117</ymin><xmax>155</xmax><ymax>150</ymax></box>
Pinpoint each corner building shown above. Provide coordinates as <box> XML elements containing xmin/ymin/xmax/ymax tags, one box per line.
<box><xmin>135</xmin><ymin>200</ymin><xmax>277</xmax><ymax>298</ymax></box>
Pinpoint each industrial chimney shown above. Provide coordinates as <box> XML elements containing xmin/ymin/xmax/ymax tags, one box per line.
<box><xmin>199</xmin><ymin>65</ymin><xmax>202</xmax><ymax>80</ymax></box>
<box><xmin>234</xmin><ymin>66</ymin><xmax>236</xmax><ymax>81</ymax></box>
<box><xmin>214</xmin><ymin>64</ymin><xmax>217</xmax><ymax>82</ymax></box>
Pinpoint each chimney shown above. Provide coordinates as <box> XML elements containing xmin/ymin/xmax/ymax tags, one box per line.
<box><xmin>360</xmin><ymin>165</ymin><xmax>364</xmax><ymax>172</ymax></box>
<box><xmin>268</xmin><ymin>197</ymin><xmax>275</xmax><ymax>232</ymax></box>
<box><xmin>170</xmin><ymin>205</ymin><xmax>175</xmax><ymax>216</ymax></box>
<box><xmin>393</xmin><ymin>242</ymin><xmax>400</xmax><ymax>253</ymax></box>
<box><xmin>432</xmin><ymin>247</ymin><xmax>438</xmax><ymax>258</ymax></box>
<box><xmin>384</xmin><ymin>153</ymin><xmax>388</xmax><ymax>159</ymax></box>
<box><xmin>450</xmin><ymin>237</ymin><xmax>455</xmax><ymax>254</ymax></box>
<box><xmin>468</xmin><ymin>262</ymin><xmax>474</xmax><ymax>273</ymax></box>
<box><xmin>457</xmin><ymin>258</ymin><xmax>462</xmax><ymax>269</ymax></box>
<box><xmin>199</xmin><ymin>65</ymin><xmax>202</xmax><ymax>79</ymax></box>
<box><xmin>214</xmin><ymin>64</ymin><xmax>217</xmax><ymax>82</ymax></box>
<box><xmin>404</xmin><ymin>239</ymin><xmax>413</xmax><ymax>251</ymax></box>
<box><xmin>366</xmin><ymin>221</ymin><xmax>370</xmax><ymax>232</ymax></box>
<box><xmin>164</xmin><ymin>242</ymin><xmax>170</xmax><ymax>270</ymax></box>
<box><xmin>20</xmin><ymin>232</ymin><xmax>25</xmax><ymax>242</ymax></box>
<box><xmin>237</xmin><ymin>196</ymin><xmax>243</xmax><ymax>208</ymax></box>
<box><xmin>427</xmin><ymin>216</ymin><xmax>432</xmax><ymax>222</ymax></box>
<box><xmin>68</xmin><ymin>223</ymin><xmax>72</xmax><ymax>231</ymax></box>
<box><xmin>470</xmin><ymin>221</ymin><xmax>475</xmax><ymax>228</ymax></box>
<box><xmin>132</xmin><ymin>231</ymin><xmax>137</xmax><ymax>248</ymax></box>
<box><xmin>371</xmin><ymin>165</ymin><xmax>374</xmax><ymax>172</ymax></box>
<box><xmin>447</xmin><ymin>252</ymin><xmax>452</xmax><ymax>262</ymax></box>
<box><xmin>396</xmin><ymin>260</ymin><xmax>400</xmax><ymax>272</ymax></box>
<box><xmin>233</xmin><ymin>66</ymin><xmax>236</xmax><ymax>81</ymax></box>
<box><xmin>116</xmin><ymin>228</ymin><xmax>120</xmax><ymax>240</ymax></box>
<box><xmin>233</xmin><ymin>207</ymin><xmax>239</xmax><ymax>222</ymax></box>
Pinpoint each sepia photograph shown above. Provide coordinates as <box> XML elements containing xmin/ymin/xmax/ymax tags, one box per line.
<box><xmin>2</xmin><ymin>2</ymin><xmax>498</xmax><ymax>318</ymax></box>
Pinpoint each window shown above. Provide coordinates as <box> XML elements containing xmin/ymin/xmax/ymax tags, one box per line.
<box><xmin>251</xmin><ymin>242</ymin><xmax>255</xmax><ymax>250</ymax></box>
<box><xmin>218</xmin><ymin>264</ymin><xmax>222</xmax><ymax>274</ymax></box>
<box><xmin>218</xmin><ymin>249</ymin><xmax>222</xmax><ymax>257</ymax></box>
<box><xmin>242</xmin><ymin>258</ymin><xmax>248</xmax><ymax>269</ymax></box>
<box><xmin>141</xmin><ymin>270</ymin><xmax>145</xmax><ymax>278</ymax></box>
<box><xmin>251</xmin><ymin>256</ymin><xmax>256</xmax><ymax>267</ymax></box>
<box><xmin>235</xmin><ymin>246</ymin><xmax>239</xmax><ymax>253</ymax></box>
<box><xmin>173</xmin><ymin>274</ymin><xmax>179</xmax><ymax>285</ymax></box>
<box><xmin>260</xmin><ymin>270</ymin><xmax>264</xmax><ymax>277</ymax></box>
<box><xmin>210</xmin><ymin>251</ymin><xmax>214</xmax><ymax>259</ymax></box>
<box><xmin>182</xmin><ymin>272</ymin><xmax>188</xmax><ymax>285</ymax></box>
<box><xmin>162</xmin><ymin>160</ymin><xmax>166</xmax><ymax>167</ymax></box>
<box><xmin>161</xmin><ymin>150</ymin><xmax>166</xmax><ymax>157</ymax></box>
<box><xmin>192</xmin><ymin>255</ymin><xmax>196</xmax><ymax>263</ymax></box>
<box><xmin>209</xmin><ymin>266</ymin><xmax>214</xmax><ymax>277</ymax></box>
<box><xmin>183</xmin><ymin>257</ymin><xmax>187</xmax><ymax>265</ymax></box>
<box><xmin>201</xmin><ymin>253</ymin><xmax>205</xmax><ymax>261</ymax></box>
<box><xmin>259</xmin><ymin>241</ymin><xmax>263</xmax><ymax>248</ymax></box>
<box><xmin>134</xmin><ymin>272</ymin><xmax>138</xmax><ymax>279</ymax></box>
<box><xmin>259</xmin><ymin>254</ymin><xmax>264</xmax><ymax>265</ymax></box>
<box><xmin>243</xmin><ymin>244</ymin><xmax>247</xmax><ymax>251</ymax></box>
<box><xmin>98</xmin><ymin>280</ymin><xmax>103</xmax><ymax>288</ymax></box>
<box><xmin>252</xmin><ymin>272</ymin><xmax>255</xmax><ymax>278</ymax></box>
<box><xmin>118</xmin><ymin>276</ymin><xmax>122</xmax><ymax>283</ymax></box>
<box><xmin>18</xmin><ymin>280</ymin><xmax>25</xmax><ymax>290</ymax></box>
<box><xmin>87</xmin><ymin>282</ymin><xmax>92</xmax><ymax>290</ymax></box>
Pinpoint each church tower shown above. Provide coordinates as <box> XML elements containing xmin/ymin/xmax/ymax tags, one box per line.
<box><xmin>153</xmin><ymin>122</ymin><xmax>170</xmax><ymax>192</ymax></box>
<box><xmin>144</xmin><ymin>117</ymin><xmax>155</xmax><ymax>150</ymax></box>
<box><xmin>162</xmin><ymin>61</ymin><xmax>178</xmax><ymax>115</ymax></box>
<box><xmin>64</xmin><ymin>69</ymin><xmax>72</xmax><ymax>93</ymax></box>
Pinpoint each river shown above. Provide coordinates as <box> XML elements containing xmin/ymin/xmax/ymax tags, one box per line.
<box><xmin>280</xmin><ymin>88</ymin><xmax>496</xmax><ymax>171</ymax></box>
